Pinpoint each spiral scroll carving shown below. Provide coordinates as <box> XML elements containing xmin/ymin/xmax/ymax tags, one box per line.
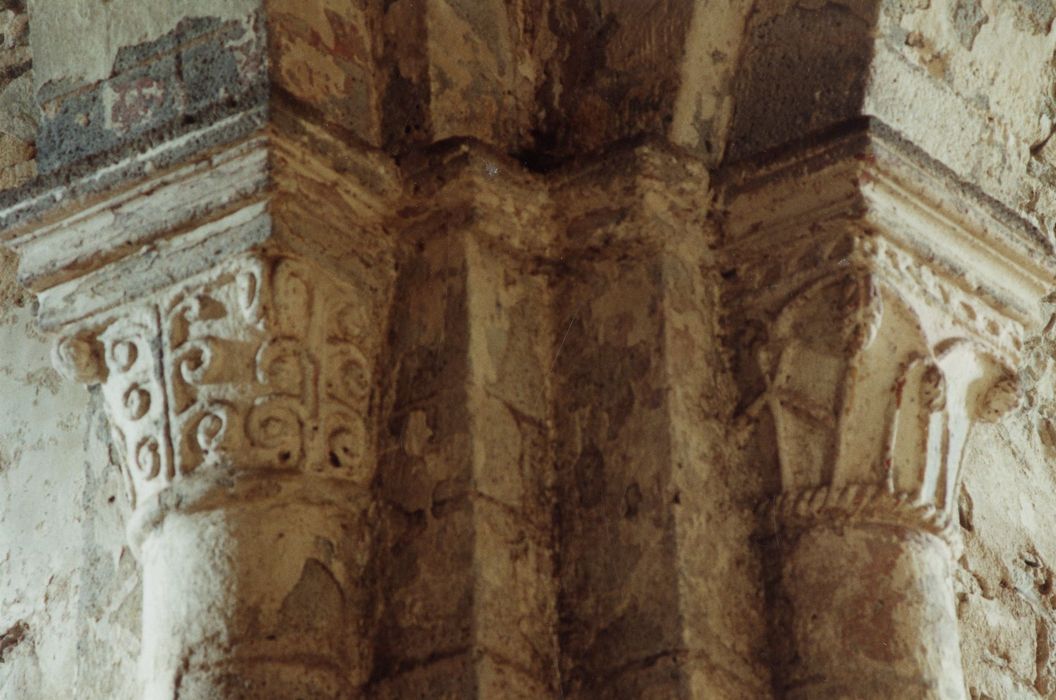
<box><xmin>52</xmin><ymin>254</ymin><xmax>381</xmax><ymax>513</ymax></box>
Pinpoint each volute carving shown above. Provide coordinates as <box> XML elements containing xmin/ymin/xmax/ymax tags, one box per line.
<box><xmin>53</xmin><ymin>252</ymin><xmax>379</xmax><ymax>520</ymax></box>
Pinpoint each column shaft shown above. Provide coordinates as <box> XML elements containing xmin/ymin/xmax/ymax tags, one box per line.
<box><xmin>769</xmin><ymin>523</ymin><xmax>964</xmax><ymax>699</ymax></box>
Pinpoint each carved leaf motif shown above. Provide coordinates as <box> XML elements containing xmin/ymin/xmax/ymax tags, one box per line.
<box><xmin>978</xmin><ymin>375</ymin><xmax>1020</xmax><ymax>422</ymax></box>
<box><xmin>272</xmin><ymin>260</ymin><xmax>313</xmax><ymax>338</ymax></box>
<box><xmin>172</xmin><ymin>342</ymin><xmax>209</xmax><ymax>414</ymax></box>
<box><xmin>170</xmin><ymin>294</ymin><xmax>226</xmax><ymax>348</ymax></box>
<box><xmin>324</xmin><ymin>345</ymin><xmax>370</xmax><ymax>407</ymax></box>
<box><xmin>73</xmin><ymin>254</ymin><xmax>382</xmax><ymax>501</ymax></box>
<box><xmin>333</xmin><ymin>300</ymin><xmax>371</xmax><ymax>344</ymax></box>
<box><xmin>920</xmin><ymin>364</ymin><xmax>946</xmax><ymax>412</ymax></box>
<box><xmin>180</xmin><ymin>345</ymin><xmax>209</xmax><ymax>384</ymax></box>
<box><xmin>888</xmin><ymin>357</ymin><xmax>945</xmax><ymax>502</ymax></box>
<box><xmin>762</xmin><ymin>270</ymin><xmax>1016</xmax><ymax>528</ymax></box>
<box><xmin>328</xmin><ymin>428</ymin><xmax>360</xmax><ymax>468</ymax></box>
<box><xmin>196</xmin><ymin>411</ymin><xmax>227</xmax><ymax>453</ymax></box>
<box><xmin>108</xmin><ymin>340</ymin><xmax>139</xmax><ymax>373</ymax></box>
<box><xmin>322</xmin><ymin>411</ymin><xmax>367</xmax><ymax>476</ymax></box>
<box><xmin>256</xmin><ymin>337</ymin><xmax>313</xmax><ymax>399</ymax></box>
<box><xmin>237</xmin><ymin>269</ymin><xmax>261</xmax><ymax>322</ymax></box>
<box><xmin>172</xmin><ymin>401</ymin><xmax>239</xmax><ymax>474</ymax></box>
<box><xmin>98</xmin><ymin>314</ymin><xmax>175</xmax><ymax>504</ymax></box>
<box><xmin>844</xmin><ymin>275</ymin><xmax>883</xmax><ymax>353</ymax></box>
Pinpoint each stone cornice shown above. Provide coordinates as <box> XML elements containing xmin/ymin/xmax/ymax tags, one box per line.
<box><xmin>719</xmin><ymin>121</ymin><xmax>1056</xmax><ymax>359</ymax></box>
<box><xmin>0</xmin><ymin>106</ymin><xmax>268</xmax><ymax>232</ymax></box>
<box><xmin>0</xmin><ymin>107</ymin><xmax>714</xmax><ymax>550</ymax></box>
<box><xmin>3</xmin><ymin>112</ymin><xmax>712</xmax><ymax>319</ymax></box>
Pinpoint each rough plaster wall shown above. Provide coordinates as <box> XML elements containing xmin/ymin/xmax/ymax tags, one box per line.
<box><xmin>26</xmin><ymin>1</ymin><xmax>266</xmax><ymax>174</ymax></box>
<box><xmin>0</xmin><ymin>249</ymin><xmax>141</xmax><ymax>700</ymax></box>
<box><xmin>875</xmin><ymin>4</ymin><xmax>1056</xmax><ymax>696</ymax></box>
<box><xmin>26</xmin><ymin>0</ymin><xmax>259</xmax><ymax>93</ymax></box>
<box><xmin>872</xmin><ymin>0</ymin><xmax>1056</xmax><ymax>240</ymax></box>
<box><xmin>958</xmin><ymin>416</ymin><xmax>1056</xmax><ymax>700</ymax></box>
<box><xmin>708</xmin><ymin>0</ymin><xmax>1056</xmax><ymax>244</ymax></box>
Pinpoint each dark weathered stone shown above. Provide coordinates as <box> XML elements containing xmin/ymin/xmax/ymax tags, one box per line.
<box><xmin>36</xmin><ymin>13</ymin><xmax>266</xmax><ymax>173</ymax></box>
<box><xmin>726</xmin><ymin>3</ymin><xmax>878</xmax><ymax>162</ymax></box>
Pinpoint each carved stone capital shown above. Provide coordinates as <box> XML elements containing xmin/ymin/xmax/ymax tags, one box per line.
<box><xmin>0</xmin><ymin>118</ymin><xmax>401</xmax><ymax>551</ymax></box>
<box><xmin>0</xmin><ymin>115</ymin><xmax>405</xmax><ymax>696</ymax></box>
<box><xmin>721</xmin><ymin>123</ymin><xmax>1055</xmax><ymax>540</ymax></box>
<box><xmin>55</xmin><ymin>252</ymin><xmax>380</xmax><ymax>540</ymax></box>
<box><xmin>719</xmin><ymin>123</ymin><xmax>1053</xmax><ymax>700</ymax></box>
<box><xmin>756</xmin><ymin>270</ymin><xmax>1014</xmax><ymax>542</ymax></box>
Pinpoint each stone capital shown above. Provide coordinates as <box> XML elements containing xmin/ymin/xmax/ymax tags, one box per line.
<box><xmin>719</xmin><ymin>121</ymin><xmax>1056</xmax><ymax>700</ymax></box>
<box><xmin>2</xmin><ymin>118</ymin><xmax>401</xmax><ymax>547</ymax></box>
<box><xmin>721</xmin><ymin>124</ymin><xmax>1056</xmax><ymax>544</ymax></box>
<box><xmin>0</xmin><ymin>116</ymin><xmax>406</xmax><ymax>696</ymax></box>
<box><xmin>53</xmin><ymin>252</ymin><xmax>381</xmax><ymax>543</ymax></box>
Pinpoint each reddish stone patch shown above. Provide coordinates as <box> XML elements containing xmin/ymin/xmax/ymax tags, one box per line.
<box><xmin>841</xmin><ymin>531</ymin><xmax>907</xmax><ymax>663</ymax></box>
<box><xmin>0</xmin><ymin>620</ymin><xmax>28</xmax><ymax>662</ymax></box>
<box><xmin>111</xmin><ymin>77</ymin><xmax>167</xmax><ymax>134</ymax></box>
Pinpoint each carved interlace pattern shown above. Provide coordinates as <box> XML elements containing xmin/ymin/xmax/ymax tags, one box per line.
<box><xmin>58</xmin><ymin>255</ymin><xmax>376</xmax><ymax>509</ymax></box>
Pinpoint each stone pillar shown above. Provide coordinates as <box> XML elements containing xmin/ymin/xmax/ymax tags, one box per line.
<box><xmin>770</xmin><ymin>519</ymin><xmax>962</xmax><ymax>698</ymax></box>
<box><xmin>52</xmin><ymin>250</ymin><xmax>388</xmax><ymax>699</ymax></box>
<box><xmin>546</xmin><ymin>144</ymin><xmax>768</xmax><ymax>698</ymax></box>
<box><xmin>370</xmin><ymin>144</ymin><xmax>561</xmax><ymax>697</ymax></box>
<box><xmin>4</xmin><ymin>121</ymin><xmax>400</xmax><ymax>698</ymax></box>
<box><xmin>720</xmin><ymin>127</ymin><xmax>1052</xmax><ymax>699</ymax></box>
<box><xmin>757</xmin><ymin>275</ymin><xmax>1002</xmax><ymax>699</ymax></box>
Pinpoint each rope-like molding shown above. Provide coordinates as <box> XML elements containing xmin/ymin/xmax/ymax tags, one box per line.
<box><xmin>761</xmin><ymin>484</ymin><xmax>962</xmax><ymax>549</ymax></box>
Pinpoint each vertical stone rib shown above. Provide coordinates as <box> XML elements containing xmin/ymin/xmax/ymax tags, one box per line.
<box><xmin>552</xmin><ymin>246</ymin><xmax>687</xmax><ymax>697</ymax></box>
<box><xmin>549</xmin><ymin>146</ymin><xmax>765</xmax><ymax>699</ymax></box>
<box><xmin>465</xmin><ymin>233</ymin><xmax>560</xmax><ymax>697</ymax></box>
<box><xmin>659</xmin><ymin>203</ymin><xmax>772</xmax><ymax>698</ymax></box>
<box><xmin>374</xmin><ymin>208</ymin><xmax>477</xmax><ymax>696</ymax></box>
<box><xmin>373</xmin><ymin>150</ymin><xmax>559</xmax><ymax>697</ymax></box>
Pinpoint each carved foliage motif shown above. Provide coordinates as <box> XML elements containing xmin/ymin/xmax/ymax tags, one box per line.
<box><xmin>56</xmin><ymin>254</ymin><xmax>378</xmax><ymax>509</ymax></box>
<box><xmin>759</xmin><ymin>272</ymin><xmax>1015</xmax><ymax>532</ymax></box>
